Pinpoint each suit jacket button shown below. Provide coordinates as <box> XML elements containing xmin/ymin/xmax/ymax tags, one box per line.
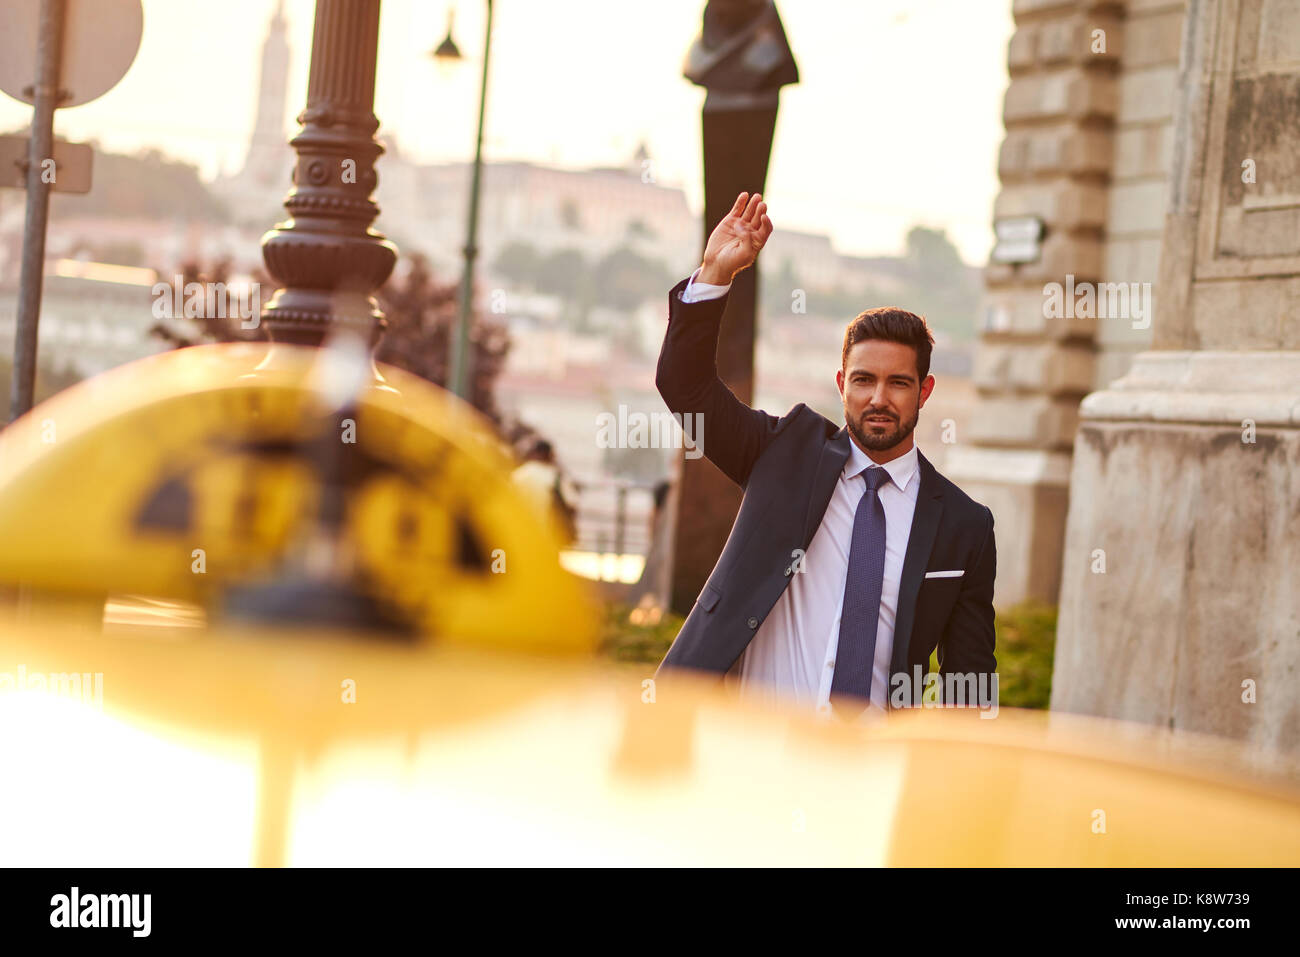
<box><xmin>747</xmin><ymin>617</ymin><xmax>758</xmax><ymax>629</ymax></box>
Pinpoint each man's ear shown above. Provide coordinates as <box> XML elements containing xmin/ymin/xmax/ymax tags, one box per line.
<box><xmin>919</xmin><ymin>374</ymin><xmax>936</xmax><ymax>408</ymax></box>
<box><xmin>835</xmin><ymin>367</ymin><xmax>845</xmax><ymax>399</ymax></box>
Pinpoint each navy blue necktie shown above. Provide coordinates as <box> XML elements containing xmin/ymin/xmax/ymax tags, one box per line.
<box><xmin>831</xmin><ymin>465</ymin><xmax>889</xmax><ymax>713</ymax></box>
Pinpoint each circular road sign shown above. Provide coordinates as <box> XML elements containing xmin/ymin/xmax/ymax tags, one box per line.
<box><xmin>0</xmin><ymin>0</ymin><xmax>144</xmax><ymax>109</ymax></box>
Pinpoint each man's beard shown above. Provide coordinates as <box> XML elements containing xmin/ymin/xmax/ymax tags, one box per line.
<box><xmin>845</xmin><ymin>401</ymin><xmax>919</xmax><ymax>451</ymax></box>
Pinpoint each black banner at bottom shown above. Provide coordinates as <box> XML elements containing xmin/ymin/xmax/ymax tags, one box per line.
<box><xmin>0</xmin><ymin>867</ymin><xmax>1283</xmax><ymax>942</ymax></box>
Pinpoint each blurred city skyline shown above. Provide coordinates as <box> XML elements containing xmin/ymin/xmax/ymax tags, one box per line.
<box><xmin>0</xmin><ymin>0</ymin><xmax>1015</xmax><ymax>265</ymax></box>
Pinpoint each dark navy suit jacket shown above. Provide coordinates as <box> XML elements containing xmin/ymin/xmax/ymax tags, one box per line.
<box><xmin>654</xmin><ymin>276</ymin><xmax>997</xmax><ymax>709</ymax></box>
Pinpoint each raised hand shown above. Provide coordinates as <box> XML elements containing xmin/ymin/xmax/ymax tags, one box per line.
<box><xmin>698</xmin><ymin>192</ymin><xmax>773</xmax><ymax>285</ymax></box>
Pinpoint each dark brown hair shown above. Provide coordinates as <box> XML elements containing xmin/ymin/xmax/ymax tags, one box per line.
<box><xmin>841</xmin><ymin>307</ymin><xmax>935</xmax><ymax>381</ymax></box>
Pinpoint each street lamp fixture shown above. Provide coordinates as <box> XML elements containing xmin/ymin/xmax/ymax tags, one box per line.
<box><xmin>432</xmin><ymin>10</ymin><xmax>461</xmax><ymax>61</ymax></box>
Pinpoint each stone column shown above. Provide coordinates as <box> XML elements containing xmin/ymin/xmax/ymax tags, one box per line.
<box><xmin>1051</xmin><ymin>0</ymin><xmax>1300</xmax><ymax>751</ymax></box>
<box><xmin>944</xmin><ymin>0</ymin><xmax>1123</xmax><ymax>607</ymax></box>
<box><xmin>1093</xmin><ymin>0</ymin><xmax>1188</xmax><ymax>392</ymax></box>
<box><xmin>667</xmin><ymin>105</ymin><xmax>776</xmax><ymax>615</ymax></box>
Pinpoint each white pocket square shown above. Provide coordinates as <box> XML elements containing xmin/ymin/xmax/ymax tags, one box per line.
<box><xmin>924</xmin><ymin>569</ymin><xmax>965</xmax><ymax>578</ymax></box>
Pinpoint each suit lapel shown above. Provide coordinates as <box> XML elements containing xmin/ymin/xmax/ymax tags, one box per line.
<box><xmin>801</xmin><ymin>426</ymin><xmax>851</xmax><ymax>547</ymax></box>
<box><xmin>802</xmin><ymin>436</ymin><xmax>945</xmax><ymax>683</ymax></box>
<box><xmin>890</xmin><ymin>450</ymin><xmax>945</xmax><ymax>679</ymax></box>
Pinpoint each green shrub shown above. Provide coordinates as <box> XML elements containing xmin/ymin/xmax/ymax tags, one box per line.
<box><xmin>598</xmin><ymin>602</ymin><xmax>683</xmax><ymax>665</ymax></box>
<box><xmin>927</xmin><ymin>601</ymin><xmax>1057</xmax><ymax>709</ymax></box>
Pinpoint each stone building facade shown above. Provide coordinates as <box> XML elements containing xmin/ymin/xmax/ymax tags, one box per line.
<box><xmin>950</xmin><ymin>0</ymin><xmax>1192</xmax><ymax>609</ymax></box>
<box><xmin>964</xmin><ymin>0</ymin><xmax>1299</xmax><ymax>748</ymax></box>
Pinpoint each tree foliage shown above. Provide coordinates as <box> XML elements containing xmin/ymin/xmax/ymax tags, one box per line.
<box><xmin>49</xmin><ymin>146</ymin><xmax>228</xmax><ymax>223</ymax></box>
<box><xmin>373</xmin><ymin>254</ymin><xmax>510</xmax><ymax>422</ymax></box>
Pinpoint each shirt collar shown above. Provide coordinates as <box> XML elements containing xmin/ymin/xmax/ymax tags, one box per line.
<box><xmin>843</xmin><ymin>438</ymin><xmax>920</xmax><ymax>493</ymax></box>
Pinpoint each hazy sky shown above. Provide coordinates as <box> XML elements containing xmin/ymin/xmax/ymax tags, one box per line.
<box><xmin>0</xmin><ymin>0</ymin><xmax>1014</xmax><ymax>263</ymax></box>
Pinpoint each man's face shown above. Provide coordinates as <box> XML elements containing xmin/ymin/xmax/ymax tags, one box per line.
<box><xmin>835</xmin><ymin>340</ymin><xmax>935</xmax><ymax>456</ymax></box>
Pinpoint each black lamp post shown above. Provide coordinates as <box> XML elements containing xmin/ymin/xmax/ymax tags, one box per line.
<box><xmin>258</xmin><ymin>0</ymin><xmax>398</xmax><ymax>347</ymax></box>
<box><xmin>432</xmin><ymin>1</ymin><xmax>494</xmax><ymax>401</ymax></box>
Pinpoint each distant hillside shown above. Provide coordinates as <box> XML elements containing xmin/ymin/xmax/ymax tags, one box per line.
<box><xmin>763</xmin><ymin>225</ymin><xmax>984</xmax><ymax>343</ymax></box>
<box><xmin>2</xmin><ymin>132</ymin><xmax>229</xmax><ymax>223</ymax></box>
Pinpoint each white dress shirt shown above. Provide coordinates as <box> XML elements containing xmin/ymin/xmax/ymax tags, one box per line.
<box><xmin>679</xmin><ymin>266</ymin><xmax>732</xmax><ymax>303</ymax></box>
<box><xmin>676</xmin><ymin>268</ymin><xmax>922</xmax><ymax>721</ymax></box>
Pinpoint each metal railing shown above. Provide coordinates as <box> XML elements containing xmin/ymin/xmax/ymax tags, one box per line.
<box><xmin>567</xmin><ymin>477</ymin><xmax>660</xmax><ymax>562</ymax></box>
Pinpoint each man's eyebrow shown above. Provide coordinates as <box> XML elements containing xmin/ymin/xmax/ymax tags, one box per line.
<box><xmin>848</xmin><ymin>369</ymin><xmax>916</xmax><ymax>382</ymax></box>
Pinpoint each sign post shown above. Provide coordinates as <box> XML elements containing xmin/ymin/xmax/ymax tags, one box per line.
<box><xmin>7</xmin><ymin>0</ymin><xmax>66</xmax><ymax>423</ymax></box>
<box><xmin>0</xmin><ymin>0</ymin><xmax>143</xmax><ymax>422</ymax></box>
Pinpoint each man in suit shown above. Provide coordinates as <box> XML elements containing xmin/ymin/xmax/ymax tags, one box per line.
<box><xmin>655</xmin><ymin>192</ymin><xmax>997</xmax><ymax>719</ymax></box>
